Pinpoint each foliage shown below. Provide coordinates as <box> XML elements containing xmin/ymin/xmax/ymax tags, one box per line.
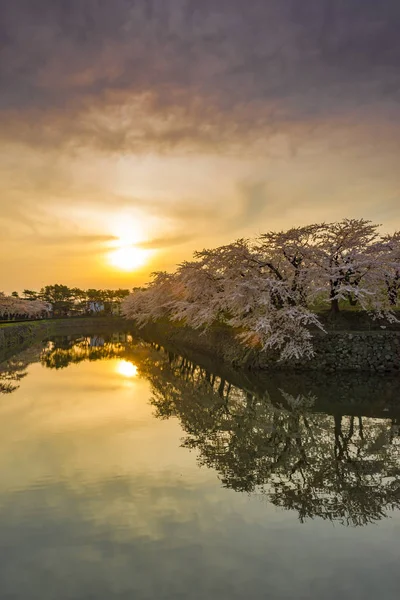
<box><xmin>0</xmin><ymin>292</ymin><xmax>50</xmax><ymax>319</ymax></box>
<box><xmin>0</xmin><ymin>285</ymin><xmax>132</xmax><ymax>318</ymax></box>
<box><xmin>36</xmin><ymin>285</ymin><xmax>130</xmax><ymax>315</ymax></box>
<box><xmin>123</xmin><ymin>219</ymin><xmax>400</xmax><ymax>360</ymax></box>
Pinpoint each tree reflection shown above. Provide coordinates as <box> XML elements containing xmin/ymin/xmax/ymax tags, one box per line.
<box><xmin>140</xmin><ymin>349</ymin><xmax>400</xmax><ymax>527</ymax></box>
<box><xmin>0</xmin><ymin>358</ymin><xmax>28</xmax><ymax>394</ymax></box>
<box><xmin>40</xmin><ymin>335</ymin><xmax>126</xmax><ymax>369</ymax></box>
<box><xmin>3</xmin><ymin>335</ymin><xmax>400</xmax><ymax>526</ymax></box>
<box><xmin>0</xmin><ymin>345</ymin><xmax>42</xmax><ymax>394</ymax></box>
<box><xmin>0</xmin><ymin>334</ymin><xmax>133</xmax><ymax>390</ymax></box>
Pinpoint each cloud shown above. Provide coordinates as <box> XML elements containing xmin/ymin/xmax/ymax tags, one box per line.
<box><xmin>137</xmin><ymin>234</ymin><xmax>195</xmax><ymax>250</ymax></box>
<box><xmin>235</xmin><ymin>181</ymin><xmax>269</xmax><ymax>228</ymax></box>
<box><xmin>0</xmin><ymin>0</ymin><xmax>399</xmax><ymax>154</ymax></box>
<box><xmin>26</xmin><ymin>233</ymin><xmax>117</xmax><ymax>246</ymax></box>
<box><xmin>1</xmin><ymin>0</ymin><xmax>400</xmax><ymax>290</ymax></box>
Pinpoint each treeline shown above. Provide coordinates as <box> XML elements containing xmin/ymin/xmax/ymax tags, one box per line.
<box><xmin>20</xmin><ymin>284</ymin><xmax>130</xmax><ymax>314</ymax></box>
<box><xmin>122</xmin><ymin>219</ymin><xmax>400</xmax><ymax>360</ymax></box>
<box><xmin>1</xmin><ymin>284</ymin><xmax>131</xmax><ymax>319</ymax></box>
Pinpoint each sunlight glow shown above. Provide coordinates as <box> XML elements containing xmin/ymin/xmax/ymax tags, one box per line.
<box><xmin>107</xmin><ymin>214</ymin><xmax>153</xmax><ymax>271</ymax></box>
<box><xmin>110</xmin><ymin>215</ymin><xmax>145</xmax><ymax>246</ymax></box>
<box><xmin>116</xmin><ymin>360</ymin><xmax>138</xmax><ymax>378</ymax></box>
<box><xmin>108</xmin><ymin>246</ymin><xmax>149</xmax><ymax>271</ymax></box>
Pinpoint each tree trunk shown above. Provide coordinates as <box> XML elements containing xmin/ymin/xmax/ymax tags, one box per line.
<box><xmin>330</xmin><ymin>279</ymin><xmax>340</xmax><ymax>313</ymax></box>
<box><xmin>330</xmin><ymin>297</ymin><xmax>340</xmax><ymax>313</ymax></box>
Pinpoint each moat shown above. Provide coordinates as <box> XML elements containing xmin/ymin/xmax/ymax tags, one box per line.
<box><xmin>1</xmin><ymin>331</ymin><xmax>400</xmax><ymax>599</ymax></box>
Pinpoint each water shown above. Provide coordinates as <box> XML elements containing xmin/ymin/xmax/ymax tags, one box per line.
<box><xmin>1</xmin><ymin>332</ymin><xmax>400</xmax><ymax>599</ymax></box>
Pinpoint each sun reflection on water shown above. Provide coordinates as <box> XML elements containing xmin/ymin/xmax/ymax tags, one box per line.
<box><xmin>116</xmin><ymin>360</ymin><xmax>138</xmax><ymax>378</ymax></box>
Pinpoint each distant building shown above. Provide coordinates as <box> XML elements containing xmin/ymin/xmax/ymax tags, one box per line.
<box><xmin>88</xmin><ymin>301</ymin><xmax>105</xmax><ymax>314</ymax></box>
<box><xmin>89</xmin><ymin>336</ymin><xmax>105</xmax><ymax>347</ymax></box>
<box><xmin>111</xmin><ymin>302</ymin><xmax>122</xmax><ymax>316</ymax></box>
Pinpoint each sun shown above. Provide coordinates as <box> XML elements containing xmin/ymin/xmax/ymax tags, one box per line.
<box><xmin>107</xmin><ymin>215</ymin><xmax>153</xmax><ymax>272</ymax></box>
<box><xmin>116</xmin><ymin>360</ymin><xmax>138</xmax><ymax>378</ymax></box>
<box><xmin>108</xmin><ymin>246</ymin><xmax>149</xmax><ymax>271</ymax></box>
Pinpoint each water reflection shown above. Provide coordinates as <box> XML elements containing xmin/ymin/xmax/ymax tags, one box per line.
<box><xmin>140</xmin><ymin>350</ymin><xmax>400</xmax><ymax>527</ymax></box>
<box><xmin>0</xmin><ymin>344</ymin><xmax>41</xmax><ymax>394</ymax></box>
<box><xmin>1</xmin><ymin>333</ymin><xmax>400</xmax><ymax>528</ymax></box>
<box><xmin>40</xmin><ymin>335</ymin><xmax>124</xmax><ymax>369</ymax></box>
<box><xmin>116</xmin><ymin>360</ymin><xmax>138</xmax><ymax>378</ymax></box>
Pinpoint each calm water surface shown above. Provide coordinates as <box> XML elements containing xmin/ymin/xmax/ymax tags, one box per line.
<box><xmin>1</xmin><ymin>332</ymin><xmax>400</xmax><ymax>599</ymax></box>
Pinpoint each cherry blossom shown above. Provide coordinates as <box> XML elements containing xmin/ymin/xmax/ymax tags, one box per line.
<box><xmin>122</xmin><ymin>219</ymin><xmax>399</xmax><ymax>360</ymax></box>
<box><xmin>0</xmin><ymin>293</ymin><xmax>50</xmax><ymax>319</ymax></box>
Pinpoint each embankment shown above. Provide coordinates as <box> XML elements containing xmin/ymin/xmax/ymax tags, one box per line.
<box><xmin>135</xmin><ymin>321</ymin><xmax>400</xmax><ymax>373</ymax></box>
<box><xmin>1</xmin><ymin>316</ymin><xmax>400</xmax><ymax>372</ymax></box>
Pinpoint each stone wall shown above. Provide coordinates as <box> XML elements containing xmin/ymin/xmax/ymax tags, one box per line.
<box><xmin>135</xmin><ymin>322</ymin><xmax>400</xmax><ymax>373</ymax></box>
<box><xmin>299</xmin><ymin>331</ymin><xmax>400</xmax><ymax>373</ymax></box>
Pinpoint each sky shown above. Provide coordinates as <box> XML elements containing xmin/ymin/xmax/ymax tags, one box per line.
<box><xmin>1</xmin><ymin>0</ymin><xmax>400</xmax><ymax>292</ymax></box>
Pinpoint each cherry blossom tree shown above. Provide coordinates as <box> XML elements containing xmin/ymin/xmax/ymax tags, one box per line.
<box><xmin>178</xmin><ymin>241</ymin><xmax>322</xmax><ymax>359</ymax></box>
<box><xmin>123</xmin><ymin>240</ymin><xmax>324</xmax><ymax>360</ymax></box>
<box><xmin>0</xmin><ymin>293</ymin><xmax>50</xmax><ymax>319</ymax></box>
<box><xmin>122</xmin><ymin>271</ymin><xmax>182</xmax><ymax>326</ymax></box>
<box><xmin>374</xmin><ymin>231</ymin><xmax>400</xmax><ymax>307</ymax></box>
<box><xmin>122</xmin><ymin>218</ymin><xmax>400</xmax><ymax>360</ymax></box>
<box><xmin>312</xmin><ymin>219</ymin><xmax>381</xmax><ymax>313</ymax></box>
<box><xmin>255</xmin><ymin>224</ymin><xmax>323</xmax><ymax>307</ymax></box>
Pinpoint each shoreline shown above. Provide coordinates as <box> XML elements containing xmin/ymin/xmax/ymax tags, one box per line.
<box><xmin>1</xmin><ymin>316</ymin><xmax>400</xmax><ymax>373</ymax></box>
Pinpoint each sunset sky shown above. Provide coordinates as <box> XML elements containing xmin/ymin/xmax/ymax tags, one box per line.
<box><xmin>1</xmin><ymin>0</ymin><xmax>400</xmax><ymax>292</ymax></box>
